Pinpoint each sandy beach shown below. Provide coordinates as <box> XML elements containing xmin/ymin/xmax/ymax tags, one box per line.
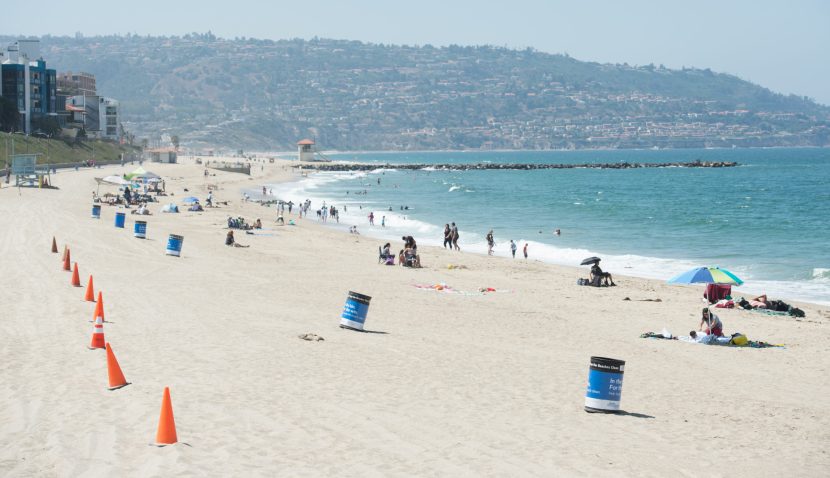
<box><xmin>1</xmin><ymin>157</ymin><xmax>828</xmax><ymax>477</ymax></box>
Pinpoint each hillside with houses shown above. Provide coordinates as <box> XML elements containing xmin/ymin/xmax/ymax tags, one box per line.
<box><xmin>10</xmin><ymin>33</ymin><xmax>829</xmax><ymax>151</ymax></box>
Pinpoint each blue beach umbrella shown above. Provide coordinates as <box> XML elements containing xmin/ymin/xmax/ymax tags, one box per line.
<box><xmin>667</xmin><ymin>266</ymin><xmax>744</xmax><ymax>286</ymax></box>
<box><xmin>182</xmin><ymin>196</ymin><xmax>200</xmax><ymax>204</ymax></box>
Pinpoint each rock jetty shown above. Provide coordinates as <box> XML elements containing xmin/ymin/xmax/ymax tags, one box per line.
<box><xmin>298</xmin><ymin>160</ymin><xmax>737</xmax><ymax>172</ymax></box>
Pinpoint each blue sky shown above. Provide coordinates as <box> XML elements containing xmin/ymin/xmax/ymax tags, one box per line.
<box><xmin>5</xmin><ymin>0</ymin><xmax>829</xmax><ymax>104</ymax></box>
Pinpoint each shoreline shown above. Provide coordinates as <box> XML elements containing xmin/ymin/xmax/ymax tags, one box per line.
<box><xmin>258</xmin><ymin>169</ymin><xmax>829</xmax><ymax>307</ymax></box>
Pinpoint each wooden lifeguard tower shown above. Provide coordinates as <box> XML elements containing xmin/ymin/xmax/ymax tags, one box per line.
<box><xmin>297</xmin><ymin>139</ymin><xmax>315</xmax><ymax>162</ymax></box>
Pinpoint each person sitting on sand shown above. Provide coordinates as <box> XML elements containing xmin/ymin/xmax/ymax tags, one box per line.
<box><xmin>590</xmin><ymin>263</ymin><xmax>615</xmax><ymax>286</ymax></box>
<box><xmin>132</xmin><ymin>202</ymin><xmax>149</xmax><ymax>215</ymax></box>
<box><xmin>254</xmin><ymin>218</ymin><xmax>262</xmax><ymax>229</ymax></box>
<box><xmin>225</xmin><ymin>230</ymin><xmax>249</xmax><ymax>248</ymax></box>
<box><xmin>699</xmin><ymin>308</ymin><xmax>723</xmax><ymax>337</ymax></box>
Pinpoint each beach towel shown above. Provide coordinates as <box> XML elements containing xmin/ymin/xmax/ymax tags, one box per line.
<box><xmin>412</xmin><ymin>283</ymin><xmax>510</xmax><ymax>296</ymax></box>
<box><xmin>675</xmin><ymin>334</ymin><xmax>783</xmax><ymax>348</ymax></box>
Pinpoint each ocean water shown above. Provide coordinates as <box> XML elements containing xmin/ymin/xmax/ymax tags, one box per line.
<box><xmin>266</xmin><ymin>148</ymin><xmax>830</xmax><ymax>305</ymax></box>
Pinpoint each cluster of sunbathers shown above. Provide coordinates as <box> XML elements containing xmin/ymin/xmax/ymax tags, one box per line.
<box><xmin>227</xmin><ymin>217</ymin><xmax>262</xmax><ymax>230</ymax></box>
<box><xmin>734</xmin><ymin>294</ymin><xmax>806</xmax><ymax>317</ymax></box>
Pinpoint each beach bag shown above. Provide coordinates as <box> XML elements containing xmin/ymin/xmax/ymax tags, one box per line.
<box><xmin>789</xmin><ymin>306</ymin><xmax>805</xmax><ymax>318</ymax></box>
<box><xmin>730</xmin><ymin>333</ymin><xmax>748</xmax><ymax>346</ymax></box>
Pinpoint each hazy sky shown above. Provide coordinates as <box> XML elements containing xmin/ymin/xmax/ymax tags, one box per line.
<box><xmin>5</xmin><ymin>0</ymin><xmax>830</xmax><ymax>104</ymax></box>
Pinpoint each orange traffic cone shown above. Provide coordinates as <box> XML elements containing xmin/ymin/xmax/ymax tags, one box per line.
<box><xmin>88</xmin><ymin>316</ymin><xmax>105</xmax><ymax>349</ymax></box>
<box><xmin>92</xmin><ymin>291</ymin><xmax>105</xmax><ymax>322</ymax></box>
<box><xmin>63</xmin><ymin>249</ymin><xmax>71</xmax><ymax>271</ymax></box>
<box><xmin>155</xmin><ymin>387</ymin><xmax>178</xmax><ymax>445</ymax></box>
<box><xmin>105</xmin><ymin>343</ymin><xmax>129</xmax><ymax>390</ymax></box>
<box><xmin>51</xmin><ymin>237</ymin><xmax>58</xmax><ymax>253</ymax></box>
<box><xmin>84</xmin><ymin>276</ymin><xmax>95</xmax><ymax>302</ymax></box>
<box><xmin>71</xmin><ymin>263</ymin><xmax>81</xmax><ymax>287</ymax></box>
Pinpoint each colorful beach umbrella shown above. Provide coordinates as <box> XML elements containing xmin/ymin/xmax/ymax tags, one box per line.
<box><xmin>667</xmin><ymin>267</ymin><xmax>744</xmax><ymax>286</ymax></box>
<box><xmin>181</xmin><ymin>196</ymin><xmax>199</xmax><ymax>204</ymax></box>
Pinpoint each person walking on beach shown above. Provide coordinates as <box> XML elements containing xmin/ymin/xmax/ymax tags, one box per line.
<box><xmin>368</xmin><ymin>212</ymin><xmax>375</xmax><ymax>226</ymax></box>
<box><xmin>510</xmin><ymin>240</ymin><xmax>517</xmax><ymax>258</ymax></box>
<box><xmin>443</xmin><ymin>224</ymin><xmax>451</xmax><ymax>248</ymax></box>
<box><xmin>451</xmin><ymin>222</ymin><xmax>460</xmax><ymax>251</ymax></box>
<box><xmin>523</xmin><ymin>243</ymin><xmax>528</xmax><ymax>260</ymax></box>
<box><xmin>486</xmin><ymin>230</ymin><xmax>495</xmax><ymax>256</ymax></box>
<box><xmin>381</xmin><ymin>216</ymin><xmax>386</xmax><ymax>227</ymax></box>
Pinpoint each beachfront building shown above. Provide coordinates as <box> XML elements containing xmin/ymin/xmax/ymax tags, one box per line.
<box><xmin>67</xmin><ymin>95</ymin><xmax>120</xmax><ymax>139</ymax></box>
<box><xmin>148</xmin><ymin>147</ymin><xmax>178</xmax><ymax>163</ymax></box>
<box><xmin>297</xmin><ymin>138</ymin><xmax>315</xmax><ymax>161</ymax></box>
<box><xmin>0</xmin><ymin>39</ymin><xmax>57</xmax><ymax>134</ymax></box>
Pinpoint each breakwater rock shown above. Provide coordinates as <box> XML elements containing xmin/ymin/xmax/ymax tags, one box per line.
<box><xmin>297</xmin><ymin>160</ymin><xmax>737</xmax><ymax>172</ymax></box>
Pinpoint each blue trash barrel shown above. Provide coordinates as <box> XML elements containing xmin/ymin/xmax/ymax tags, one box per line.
<box><xmin>114</xmin><ymin>212</ymin><xmax>126</xmax><ymax>228</ymax></box>
<box><xmin>340</xmin><ymin>291</ymin><xmax>372</xmax><ymax>331</ymax></box>
<box><xmin>585</xmin><ymin>356</ymin><xmax>625</xmax><ymax>413</ymax></box>
<box><xmin>166</xmin><ymin>234</ymin><xmax>183</xmax><ymax>257</ymax></box>
<box><xmin>134</xmin><ymin>221</ymin><xmax>147</xmax><ymax>239</ymax></box>
<box><xmin>92</xmin><ymin>204</ymin><xmax>101</xmax><ymax>219</ymax></box>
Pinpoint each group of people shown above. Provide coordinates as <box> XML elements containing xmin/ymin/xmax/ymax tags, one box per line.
<box><xmin>317</xmin><ymin>205</ymin><xmax>340</xmax><ymax>223</ymax></box>
<box><xmin>442</xmin><ymin>223</ymin><xmax>461</xmax><ymax>251</ymax></box>
<box><xmin>227</xmin><ymin>217</ymin><xmax>261</xmax><ymax>230</ymax></box>
<box><xmin>687</xmin><ymin>307</ymin><xmax>732</xmax><ymax>344</ymax></box>
<box><xmin>378</xmin><ymin>236</ymin><xmax>421</xmax><ymax>267</ymax></box>
<box><xmin>508</xmin><ymin>240</ymin><xmax>529</xmax><ymax>260</ymax></box>
<box><xmin>400</xmin><ymin>235</ymin><xmax>421</xmax><ymax>267</ymax></box>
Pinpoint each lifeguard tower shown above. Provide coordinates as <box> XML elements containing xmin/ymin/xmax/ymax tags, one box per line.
<box><xmin>11</xmin><ymin>154</ymin><xmax>51</xmax><ymax>187</ymax></box>
<box><xmin>297</xmin><ymin>139</ymin><xmax>315</xmax><ymax>162</ymax></box>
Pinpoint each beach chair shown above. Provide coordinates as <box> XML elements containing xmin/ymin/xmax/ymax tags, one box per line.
<box><xmin>378</xmin><ymin>247</ymin><xmax>395</xmax><ymax>265</ymax></box>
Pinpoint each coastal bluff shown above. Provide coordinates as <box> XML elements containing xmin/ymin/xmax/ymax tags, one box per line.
<box><xmin>298</xmin><ymin>160</ymin><xmax>738</xmax><ymax>172</ymax></box>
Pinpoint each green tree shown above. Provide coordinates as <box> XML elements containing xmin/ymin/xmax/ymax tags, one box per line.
<box><xmin>0</xmin><ymin>97</ymin><xmax>20</xmax><ymax>132</ymax></box>
<box><xmin>171</xmin><ymin>135</ymin><xmax>180</xmax><ymax>150</ymax></box>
